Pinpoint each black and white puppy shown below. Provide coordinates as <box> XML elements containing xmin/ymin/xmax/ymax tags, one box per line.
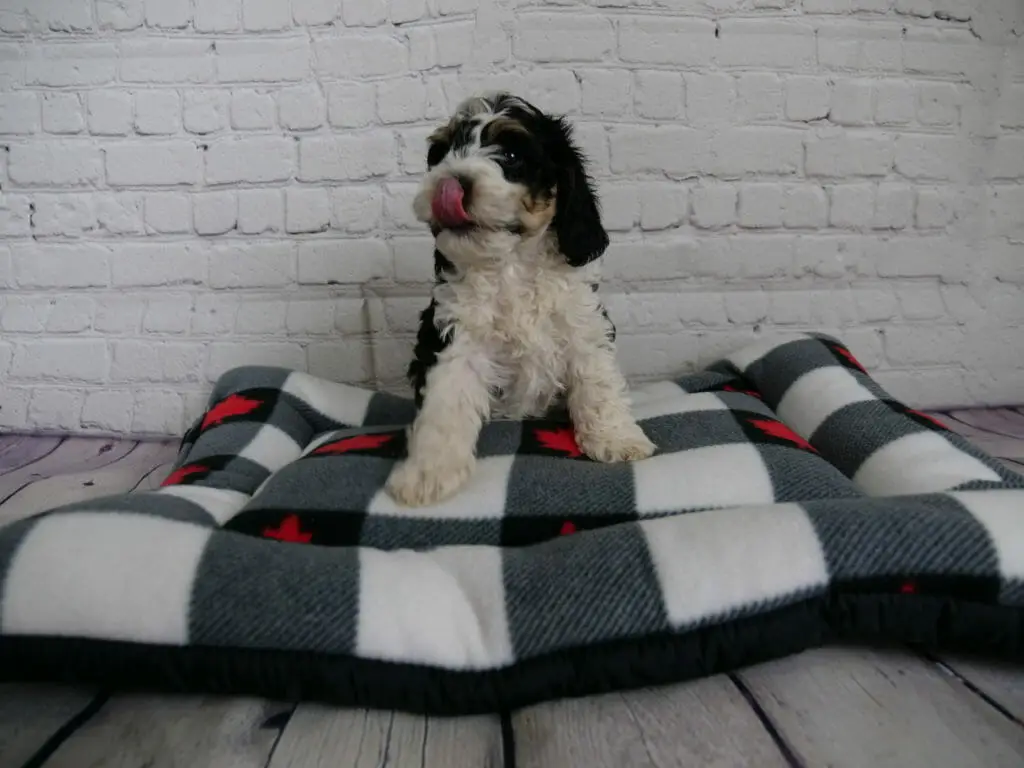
<box><xmin>386</xmin><ymin>92</ymin><xmax>656</xmax><ymax>507</ymax></box>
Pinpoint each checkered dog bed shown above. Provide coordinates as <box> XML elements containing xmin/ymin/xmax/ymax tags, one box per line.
<box><xmin>1</xmin><ymin>333</ymin><xmax>1022</xmax><ymax>714</ymax></box>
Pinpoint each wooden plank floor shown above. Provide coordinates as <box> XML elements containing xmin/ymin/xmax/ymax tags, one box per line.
<box><xmin>1</xmin><ymin>408</ymin><xmax>1023</xmax><ymax>767</ymax></box>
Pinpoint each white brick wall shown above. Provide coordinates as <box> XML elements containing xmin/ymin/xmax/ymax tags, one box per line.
<box><xmin>1</xmin><ymin>0</ymin><xmax>1023</xmax><ymax>436</ymax></box>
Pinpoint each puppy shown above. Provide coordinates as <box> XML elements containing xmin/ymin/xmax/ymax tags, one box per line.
<box><xmin>386</xmin><ymin>92</ymin><xmax>655</xmax><ymax>507</ymax></box>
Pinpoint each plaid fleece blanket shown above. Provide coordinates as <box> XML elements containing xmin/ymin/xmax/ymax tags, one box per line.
<box><xmin>1</xmin><ymin>333</ymin><xmax>1022</xmax><ymax>714</ymax></box>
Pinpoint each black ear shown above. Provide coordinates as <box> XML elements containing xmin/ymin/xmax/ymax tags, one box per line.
<box><xmin>547</xmin><ymin>117</ymin><xmax>609</xmax><ymax>267</ymax></box>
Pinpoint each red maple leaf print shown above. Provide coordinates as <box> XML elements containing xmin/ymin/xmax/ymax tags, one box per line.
<box><xmin>161</xmin><ymin>463</ymin><xmax>207</xmax><ymax>487</ymax></box>
<box><xmin>723</xmin><ymin>384</ymin><xmax>763</xmax><ymax>399</ymax></box>
<box><xmin>535</xmin><ymin>427</ymin><xmax>583</xmax><ymax>458</ymax></box>
<box><xmin>201</xmin><ymin>393</ymin><xmax>263</xmax><ymax>431</ymax></box>
<box><xmin>263</xmin><ymin>514</ymin><xmax>313</xmax><ymax>544</ymax></box>
<box><xmin>834</xmin><ymin>346</ymin><xmax>866</xmax><ymax>373</ymax></box>
<box><xmin>748</xmin><ymin>419</ymin><xmax>817</xmax><ymax>453</ymax></box>
<box><xmin>900</xmin><ymin>581</ymin><xmax>917</xmax><ymax>594</ymax></box>
<box><xmin>312</xmin><ymin>433</ymin><xmax>394</xmax><ymax>455</ymax></box>
<box><xmin>560</xmin><ymin>521</ymin><xmax>577</xmax><ymax>536</ymax></box>
<box><xmin>907</xmin><ymin>410</ymin><xmax>948</xmax><ymax>430</ymax></box>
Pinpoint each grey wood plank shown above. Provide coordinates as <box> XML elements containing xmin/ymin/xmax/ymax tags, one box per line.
<box><xmin>268</xmin><ymin>706</ymin><xmax>501</xmax><ymax>768</ymax></box>
<box><xmin>946</xmin><ymin>409</ymin><xmax>1024</xmax><ymax>440</ymax></box>
<box><xmin>739</xmin><ymin>647</ymin><xmax>1024</xmax><ymax>768</ymax></box>
<box><xmin>0</xmin><ymin>437</ymin><xmax>137</xmax><ymax>504</ymax></box>
<box><xmin>42</xmin><ymin>695</ymin><xmax>291</xmax><ymax>768</ymax></box>
<box><xmin>0</xmin><ymin>435</ymin><xmax>63</xmax><ymax>475</ymax></box>
<box><xmin>132</xmin><ymin>459</ymin><xmax>175</xmax><ymax>492</ymax></box>
<box><xmin>0</xmin><ymin>684</ymin><xmax>97</xmax><ymax>768</ymax></box>
<box><xmin>937</xmin><ymin>656</ymin><xmax>1024</xmax><ymax>723</ymax></box>
<box><xmin>0</xmin><ymin>441</ymin><xmax>177</xmax><ymax>525</ymax></box>
<box><xmin>514</xmin><ymin>676</ymin><xmax>788</xmax><ymax>768</ymax></box>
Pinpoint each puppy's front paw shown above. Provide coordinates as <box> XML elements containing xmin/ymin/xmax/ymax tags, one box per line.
<box><xmin>385</xmin><ymin>454</ymin><xmax>475</xmax><ymax>507</ymax></box>
<box><xmin>578</xmin><ymin>422</ymin><xmax>656</xmax><ymax>464</ymax></box>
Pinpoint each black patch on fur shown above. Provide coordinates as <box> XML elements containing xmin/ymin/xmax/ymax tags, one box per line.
<box><xmin>408</xmin><ymin>298</ymin><xmax>446</xmax><ymax>409</ymax></box>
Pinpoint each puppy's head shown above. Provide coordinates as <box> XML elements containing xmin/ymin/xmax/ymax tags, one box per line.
<box><xmin>413</xmin><ymin>92</ymin><xmax>608</xmax><ymax>268</ymax></box>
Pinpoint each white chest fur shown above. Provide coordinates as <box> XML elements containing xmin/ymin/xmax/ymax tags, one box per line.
<box><xmin>432</xmin><ymin>254</ymin><xmax>603</xmax><ymax>419</ymax></box>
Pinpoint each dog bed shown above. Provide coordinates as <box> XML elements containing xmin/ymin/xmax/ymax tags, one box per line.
<box><xmin>0</xmin><ymin>333</ymin><xmax>1022</xmax><ymax>715</ymax></box>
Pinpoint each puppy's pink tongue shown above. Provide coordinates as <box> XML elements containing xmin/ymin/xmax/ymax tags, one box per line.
<box><xmin>432</xmin><ymin>177</ymin><xmax>470</xmax><ymax>228</ymax></box>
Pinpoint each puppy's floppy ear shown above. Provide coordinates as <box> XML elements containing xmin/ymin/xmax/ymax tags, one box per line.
<box><xmin>545</xmin><ymin>116</ymin><xmax>609</xmax><ymax>268</ymax></box>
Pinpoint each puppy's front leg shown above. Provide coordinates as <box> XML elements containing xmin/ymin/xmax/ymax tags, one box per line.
<box><xmin>567</xmin><ymin>331</ymin><xmax>655</xmax><ymax>464</ymax></box>
<box><xmin>387</xmin><ymin>337</ymin><xmax>492</xmax><ymax>507</ymax></box>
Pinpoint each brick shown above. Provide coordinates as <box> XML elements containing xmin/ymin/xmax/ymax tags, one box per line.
<box><xmin>917</xmin><ymin>82</ymin><xmax>961</xmax><ymax>126</ymax></box>
<box><xmin>238</xmin><ymin>189</ymin><xmax>284</xmax><ymax>234</ymax></box>
<box><xmin>874</xmin><ymin>80</ymin><xmax>916</xmax><ymax>125</ymax></box>
<box><xmin>989</xmin><ymin>187</ymin><xmax>1024</xmax><ymax>241</ymax></box>
<box><xmin>230</xmin><ymin>90</ymin><xmax>276</xmax><ymax>129</ymax></box>
<box><xmin>41</xmin><ymin>92</ymin><xmax>85</xmax><ymax>134</ymax></box>
<box><xmin>998</xmin><ymin>85</ymin><xmax>1024</xmax><ymax>129</ymax></box>
<box><xmin>739</xmin><ymin>184</ymin><xmax>784</xmax><ymax>228</ymax></box>
<box><xmin>298</xmin><ymin>240</ymin><xmax>392</xmax><ymax>284</ymax></box>
<box><xmin>82</xmin><ymin>390</ymin><xmax>133</xmax><ymax>432</ymax></box>
<box><xmin>377</xmin><ymin>77</ymin><xmax>427</xmax><ymax>124</ymax></box>
<box><xmin>97</xmin><ymin>0</ymin><xmax>144</xmax><ymax>30</ymax></box>
<box><xmin>904</xmin><ymin>28</ymin><xmax>985</xmax><ymax>79</ymax></box>
<box><xmin>596</xmin><ymin>182</ymin><xmax>639</xmax><ymax>232</ymax></box>
<box><xmin>286</xmin><ymin>187</ymin><xmax>331</xmax><ymax>233</ymax></box>
<box><xmin>704</xmin><ymin>128</ymin><xmax>804</xmax><ymax>177</ymax></box>
<box><xmin>87</xmin><ymin>91</ymin><xmax>132</xmax><ymax>136</ymax></box>
<box><xmin>11</xmin><ymin>339</ymin><xmax>109</xmax><ymax>382</ymax></box>
<box><xmin>829</xmin><ymin>79</ymin><xmax>873</xmax><ymax>126</ymax></box>
<box><xmin>897</xmin><ymin>286</ymin><xmax>945</xmax><ymax>321</ymax></box>
<box><xmin>133</xmin><ymin>91</ymin><xmax>180</xmax><ymax>135</ymax></box>
<box><xmin>195</xmin><ymin>0</ymin><xmax>240</xmax><ymax>31</ymax></box>
<box><xmin>110</xmin><ymin>243</ymin><xmax>207</xmax><ymax>287</ymax></box>
<box><xmin>30</xmin><ymin>193</ymin><xmax>96</xmax><ymax>237</ymax></box>
<box><xmin>805</xmin><ymin>134</ymin><xmax>893</xmax><ymax>177</ymax></box>
<box><xmin>298</xmin><ymin>134</ymin><xmax>395</xmax><ymax>181</ymax></box>
<box><xmin>144</xmin><ymin>193</ymin><xmax>191</xmax><ymax>234</ymax></box>
<box><xmin>782</xmin><ymin>185</ymin><xmax>828</xmax><ymax>228</ymax></box>
<box><xmin>735</xmin><ymin>73</ymin><xmax>782</xmax><ymax>123</ymax></box>
<box><xmin>111</xmin><ymin>341</ymin><xmax>203</xmax><ymax>383</ymax></box>
<box><xmin>192</xmin><ymin>294</ymin><xmax>239</xmax><ymax>335</ymax></box>
<box><xmin>286</xmin><ymin>298</ymin><xmax>337</xmax><ymax>335</ymax></box>
<box><xmin>314</xmin><ymin>36</ymin><xmax>408</xmax><ymax>78</ymax></box>
<box><xmin>619</xmin><ymin>18</ymin><xmax>715</xmax><ymax>66</ymax></box>
<box><xmin>522</xmin><ymin>70</ymin><xmax>581</xmax><ymax>114</ymax></box>
<box><xmin>106</xmin><ymin>142</ymin><xmax>202</xmax><ymax>186</ymax></box>
<box><xmin>893</xmin><ymin>135</ymin><xmax>962</xmax><ymax>180</ymax></box>
<box><xmin>578</xmin><ymin>69</ymin><xmax>632</xmax><ymax>118</ymax></box>
<box><xmin>609</xmin><ymin>127</ymin><xmax>702</xmax><ymax>176</ymax></box>
<box><xmin>341</xmin><ymin>0</ymin><xmax>386</xmax><ymax>25</ymax></box>
<box><xmin>143</xmin><ymin>297</ymin><xmax>195</xmax><ymax>335</ymax></box>
<box><xmin>278</xmin><ymin>84</ymin><xmax>325</xmax><ymax>130</ymax></box>
<box><xmin>293</xmin><ymin>0</ymin><xmax>339</xmax><ymax>24</ymax></box>
<box><xmin>183</xmin><ymin>91</ymin><xmax>228</xmax><ymax>134</ymax></box>
<box><xmin>47</xmin><ymin>296</ymin><xmax>95</xmax><ymax>332</ymax></box>
<box><xmin>235</xmin><ymin>299</ymin><xmax>286</xmax><ymax>335</ymax></box>
<box><xmin>217</xmin><ymin>39</ymin><xmax>310</xmax><ymax>82</ymax></box>
<box><xmin>209</xmin><ymin>243</ymin><xmax>295</xmax><ymax>288</ymax></box>
<box><xmin>382</xmin><ymin>183</ymin><xmax>419</xmax><ymax>229</ymax></box>
<box><xmin>0</xmin><ymin>195</ymin><xmax>31</xmax><ymax>237</ymax></box>
<box><xmin>691</xmin><ymin>184</ymin><xmax>737</xmax><ymax>229</ymax></box>
<box><xmin>873</xmin><ymin>183</ymin><xmax>914</xmax><ymax>230</ymax></box>
<box><xmin>638</xmin><ymin>183</ymin><xmax>687</xmax><ymax>231</ymax></box>
<box><xmin>634</xmin><ymin>71</ymin><xmax>684</xmax><ymax>120</ymax></box>
<box><xmin>96</xmin><ymin>194</ymin><xmax>144</xmax><ymax>235</ymax></box>
<box><xmin>817</xmin><ymin>22</ymin><xmax>902</xmax><ymax>72</ymax></box>
<box><xmin>0</xmin><ymin>93</ymin><xmax>40</xmax><ymax>134</ymax></box>
<box><xmin>132</xmin><ymin>390</ymin><xmax>185</xmax><ymax>434</ymax></box>
<box><xmin>207</xmin><ymin>342</ymin><xmax>306</xmax><ymax>382</ymax></box>
<box><xmin>989</xmin><ymin>137</ymin><xmax>1024</xmax><ymax>181</ymax></box>
<box><xmin>145</xmin><ymin>0</ymin><xmax>191</xmax><ymax>28</ymax></box>
<box><xmin>121</xmin><ymin>40</ymin><xmax>213</xmax><ymax>84</ymax></box>
<box><xmin>9</xmin><ymin>143</ymin><xmax>102</xmax><ymax>186</ymax></box>
<box><xmin>884</xmin><ymin>326</ymin><xmax>965</xmax><ymax>366</ymax></box>
<box><xmin>243</xmin><ymin>0</ymin><xmax>292</xmax><ymax>30</ymax></box>
<box><xmin>331</xmin><ymin>187</ymin><xmax>382</xmax><ymax>233</ymax></box>
<box><xmin>829</xmin><ymin>184</ymin><xmax>874</xmax><ymax>228</ymax></box>
<box><xmin>326</xmin><ymin>82</ymin><xmax>376</xmax><ymax>128</ymax></box>
<box><xmin>915</xmin><ymin>187</ymin><xmax>955</xmax><ymax>228</ymax></box>
<box><xmin>785</xmin><ymin>76</ymin><xmax>831</xmax><ymax>121</ymax></box>
<box><xmin>205</xmin><ymin>137</ymin><xmax>295</xmax><ymax>184</ymax></box>
<box><xmin>94</xmin><ymin>296</ymin><xmax>144</xmax><ymax>333</ymax></box>
<box><xmin>308</xmin><ymin>342</ymin><xmax>372</xmax><ymax>383</ymax></box>
<box><xmin>28</xmin><ymin>389</ymin><xmax>85</xmax><ymax>431</ymax></box>
<box><xmin>718</xmin><ymin>20</ymin><xmax>816</xmax><ymax>69</ymax></box>
<box><xmin>2</xmin><ymin>297</ymin><xmax>51</xmax><ymax>333</ymax></box>
<box><xmin>194</xmin><ymin>191</ymin><xmax>238</xmax><ymax>235</ymax></box>
<box><xmin>26</xmin><ymin>44</ymin><xmax>117</xmax><ymax>86</ymax></box>
<box><xmin>390</xmin><ymin>0</ymin><xmax>425</xmax><ymax>23</ymax></box>
<box><xmin>516</xmin><ymin>14</ymin><xmax>614</xmax><ymax>62</ymax></box>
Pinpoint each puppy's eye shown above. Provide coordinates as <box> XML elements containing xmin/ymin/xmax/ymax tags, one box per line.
<box><xmin>501</xmin><ymin>149</ymin><xmax>522</xmax><ymax>168</ymax></box>
<box><xmin>427</xmin><ymin>142</ymin><xmax>448</xmax><ymax>168</ymax></box>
